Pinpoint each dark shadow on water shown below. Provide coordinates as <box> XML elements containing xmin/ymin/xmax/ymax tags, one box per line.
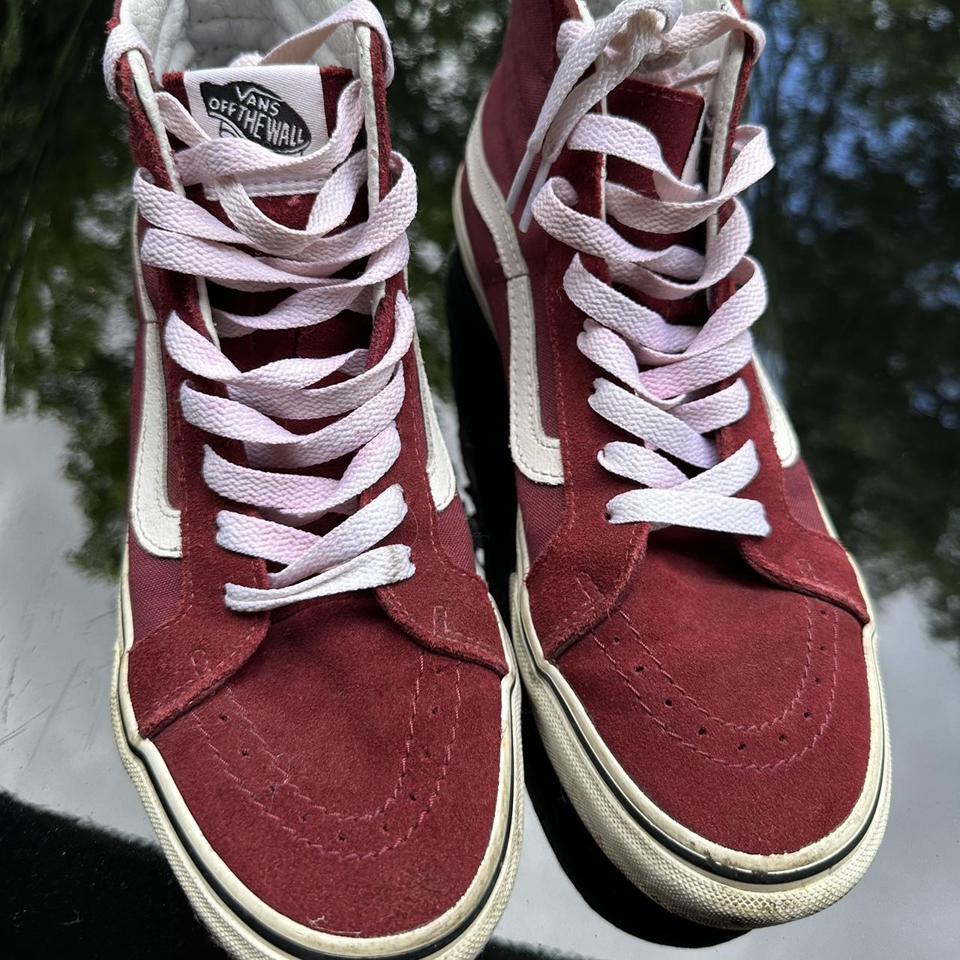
<box><xmin>0</xmin><ymin>793</ymin><xmax>569</xmax><ymax>960</ymax></box>
<box><xmin>0</xmin><ymin>791</ymin><xmax>228</xmax><ymax>959</ymax></box>
<box><xmin>520</xmin><ymin>706</ymin><xmax>746</xmax><ymax>949</ymax></box>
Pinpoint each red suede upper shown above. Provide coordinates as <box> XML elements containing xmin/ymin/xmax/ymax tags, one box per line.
<box><xmin>114</xmin><ymin>27</ymin><xmax>507</xmax><ymax>937</ymax></box>
<box><xmin>154</xmin><ymin>595</ymin><xmax>503</xmax><ymax>935</ymax></box>
<box><xmin>463</xmin><ymin>0</ymin><xmax>873</xmax><ymax>855</ymax></box>
<box><xmin>557</xmin><ymin>533</ymin><xmax>871</xmax><ymax>855</ymax></box>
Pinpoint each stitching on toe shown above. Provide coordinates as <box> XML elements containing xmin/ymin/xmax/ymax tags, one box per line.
<box><xmin>576</xmin><ymin>577</ymin><xmax>824</xmax><ymax>734</ymax></box>
<box><xmin>614</xmin><ymin>605</ymin><xmax>817</xmax><ymax>733</ymax></box>
<box><xmin>218</xmin><ymin>654</ymin><xmax>427</xmax><ymax>822</ymax></box>
<box><xmin>191</xmin><ymin>665</ymin><xmax>464</xmax><ymax>858</ymax></box>
<box><xmin>590</xmin><ymin>600</ymin><xmax>840</xmax><ymax>772</ymax></box>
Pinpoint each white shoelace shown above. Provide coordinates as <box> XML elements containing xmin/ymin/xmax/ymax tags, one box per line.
<box><xmin>106</xmin><ymin>1</ymin><xmax>419</xmax><ymax>611</ymax></box>
<box><xmin>508</xmin><ymin>0</ymin><xmax>774</xmax><ymax>536</ymax></box>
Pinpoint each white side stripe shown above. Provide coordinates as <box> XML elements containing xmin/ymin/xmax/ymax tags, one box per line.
<box><xmin>414</xmin><ymin>330</ymin><xmax>457</xmax><ymax>510</ymax></box>
<box><xmin>754</xmin><ymin>356</ymin><xmax>801</xmax><ymax>469</ymax></box>
<box><xmin>131</xmin><ymin>246</ymin><xmax>182</xmax><ymax>558</ymax></box>
<box><xmin>459</xmin><ymin>99</ymin><xmax>800</xmax><ymax>481</ymax></box>
<box><xmin>461</xmin><ymin>100</ymin><xmax>564</xmax><ymax>486</ymax></box>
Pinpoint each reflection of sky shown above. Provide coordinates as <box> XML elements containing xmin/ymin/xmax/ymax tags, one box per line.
<box><xmin>758</xmin><ymin>5</ymin><xmax>959</xmax><ymax>194</ymax></box>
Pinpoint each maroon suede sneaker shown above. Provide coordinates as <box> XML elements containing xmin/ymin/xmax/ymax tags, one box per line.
<box><xmin>103</xmin><ymin>3</ymin><xmax>520</xmax><ymax>958</ymax></box>
<box><xmin>452</xmin><ymin>0</ymin><xmax>888</xmax><ymax>928</ymax></box>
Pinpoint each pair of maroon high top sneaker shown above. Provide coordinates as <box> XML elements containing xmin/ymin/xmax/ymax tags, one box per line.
<box><xmin>104</xmin><ymin>0</ymin><xmax>888</xmax><ymax>956</ymax></box>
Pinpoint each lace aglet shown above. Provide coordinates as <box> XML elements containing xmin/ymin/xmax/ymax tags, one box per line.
<box><xmin>517</xmin><ymin>160</ymin><xmax>551</xmax><ymax>233</ymax></box>
<box><xmin>506</xmin><ymin>147</ymin><xmax>536</xmax><ymax>216</ymax></box>
<box><xmin>518</xmin><ymin>201</ymin><xmax>534</xmax><ymax>233</ymax></box>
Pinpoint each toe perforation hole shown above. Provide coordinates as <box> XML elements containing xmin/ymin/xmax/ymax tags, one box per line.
<box><xmin>738</xmin><ymin>742</ymin><xmax>747</xmax><ymax>751</ymax></box>
<box><xmin>698</xmin><ymin>727</ymin><xmax>707</xmax><ymax>737</ymax></box>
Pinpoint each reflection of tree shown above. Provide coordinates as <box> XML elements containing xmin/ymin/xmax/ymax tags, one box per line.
<box><xmin>1</xmin><ymin>0</ymin><xmax>132</xmax><ymax>580</ymax></box>
<box><xmin>384</xmin><ymin>0</ymin><xmax>505</xmax><ymax>396</ymax></box>
<box><xmin>751</xmin><ymin>0</ymin><xmax>960</xmax><ymax>643</ymax></box>
<box><xmin>2</xmin><ymin>0</ymin><xmax>957</xmax><ymax>646</ymax></box>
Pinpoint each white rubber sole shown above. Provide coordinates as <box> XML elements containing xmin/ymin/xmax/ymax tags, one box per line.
<box><xmin>452</xmin><ymin>120</ymin><xmax>891</xmax><ymax>928</ymax></box>
<box><xmin>112</xmin><ymin>554</ymin><xmax>523</xmax><ymax>960</ymax></box>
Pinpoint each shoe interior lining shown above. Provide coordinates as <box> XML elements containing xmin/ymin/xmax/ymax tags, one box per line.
<box><xmin>122</xmin><ymin>0</ymin><xmax>358</xmax><ymax>74</ymax></box>
<box><xmin>583</xmin><ymin>0</ymin><xmax>723</xmax><ymax>18</ymax></box>
<box><xmin>580</xmin><ymin>0</ymin><xmax>730</xmax><ymax>80</ymax></box>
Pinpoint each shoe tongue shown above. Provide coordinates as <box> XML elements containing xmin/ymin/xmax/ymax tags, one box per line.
<box><xmin>162</xmin><ymin>65</ymin><xmax>354</xmax><ymax>202</ymax></box>
<box><xmin>159</xmin><ymin>66</ymin><xmax>363</xmax><ymax>367</ymax></box>
<box><xmin>606</xmin><ymin>78</ymin><xmax>706</xmax><ymax>322</ymax></box>
<box><xmin>182</xmin><ymin>65</ymin><xmax>329</xmax><ymax>157</ymax></box>
<box><xmin>607</xmin><ymin>77</ymin><xmax>705</xmax><ymax>205</ymax></box>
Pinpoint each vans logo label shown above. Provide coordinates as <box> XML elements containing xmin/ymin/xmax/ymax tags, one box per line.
<box><xmin>199</xmin><ymin>81</ymin><xmax>310</xmax><ymax>155</ymax></box>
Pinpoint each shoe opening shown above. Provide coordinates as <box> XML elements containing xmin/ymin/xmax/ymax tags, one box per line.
<box><xmin>118</xmin><ymin>0</ymin><xmax>360</xmax><ymax>73</ymax></box>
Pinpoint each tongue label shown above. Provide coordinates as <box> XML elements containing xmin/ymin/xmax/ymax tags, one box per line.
<box><xmin>183</xmin><ymin>66</ymin><xmax>327</xmax><ymax>157</ymax></box>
